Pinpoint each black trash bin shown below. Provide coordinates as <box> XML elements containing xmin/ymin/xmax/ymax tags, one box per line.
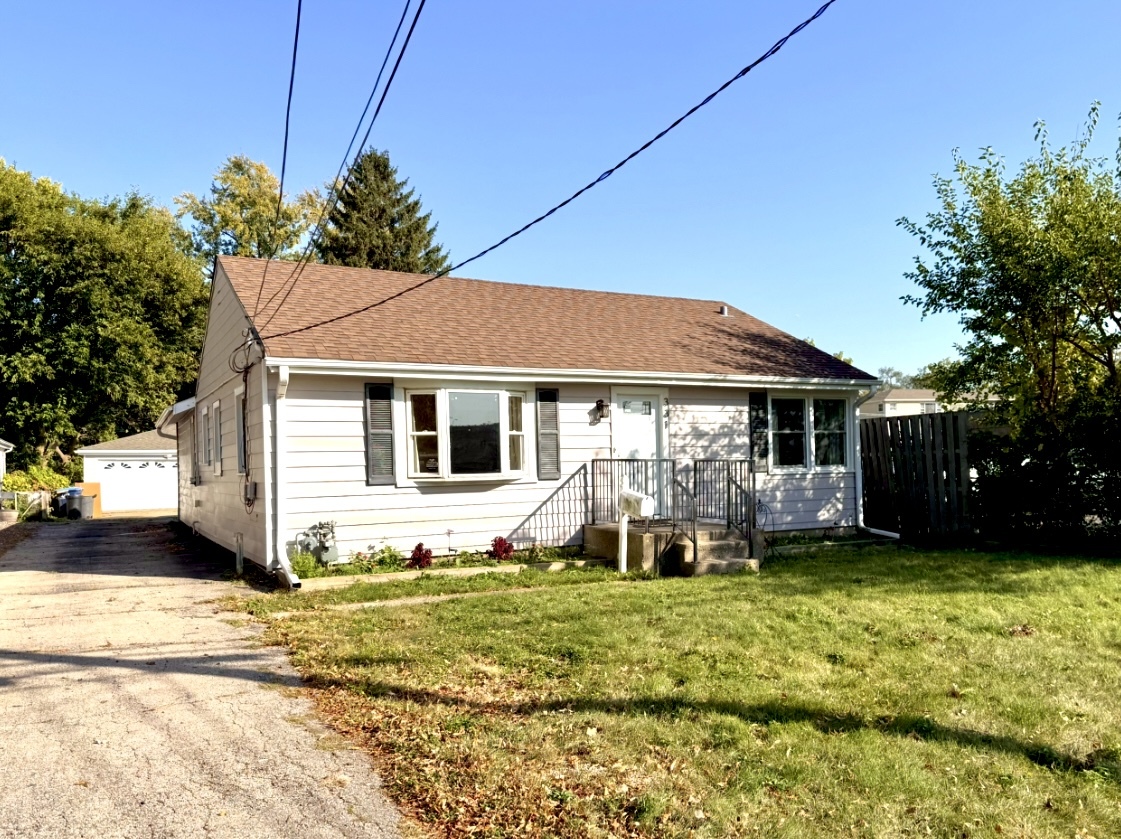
<box><xmin>66</xmin><ymin>488</ymin><xmax>83</xmax><ymax>520</ymax></box>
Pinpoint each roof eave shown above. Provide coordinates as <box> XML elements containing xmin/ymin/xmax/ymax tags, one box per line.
<box><xmin>263</xmin><ymin>356</ymin><xmax>878</xmax><ymax>389</ymax></box>
<box><xmin>74</xmin><ymin>449</ymin><xmax>177</xmax><ymax>458</ymax></box>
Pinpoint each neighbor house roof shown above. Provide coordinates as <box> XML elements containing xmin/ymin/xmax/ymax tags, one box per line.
<box><xmin>861</xmin><ymin>388</ymin><xmax>939</xmax><ymax>410</ymax></box>
<box><xmin>75</xmin><ymin>429</ymin><xmax>177</xmax><ymax>456</ymax></box>
<box><xmin>220</xmin><ymin>256</ymin><xmax>876</xmax><ymax>382</ymax></box>
<box><xmin>0</xmin><ymin>438</ymin><xmax>13</xmax><ymax>453</ymax></box>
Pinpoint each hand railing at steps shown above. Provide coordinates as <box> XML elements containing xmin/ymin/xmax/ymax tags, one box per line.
<box><xmin>692</xmin><ymin>459</ymin><xmax>753</xmax><ymax>529</ymax></box>
<box><xmin>728</xmin><ymin>473</ymin><xmax>754</xmax><ymax>545</ymax></box>
<box><xmin>672</xmin><ymin>477</ymin><xmax>697</xmax><ymax>567</ymax></box>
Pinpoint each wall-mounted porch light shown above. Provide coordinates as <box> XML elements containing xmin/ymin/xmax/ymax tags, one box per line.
<box><xmin>594</xmin><ymin>399</ymin><xmax>610</xmax><ymax>420</ymax></box>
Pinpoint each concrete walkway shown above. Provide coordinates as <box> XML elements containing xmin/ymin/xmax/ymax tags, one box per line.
<box><xmin>0</xmin><ymin>518</ymin><xmax>399</xmax><ymax>839</ymax></box>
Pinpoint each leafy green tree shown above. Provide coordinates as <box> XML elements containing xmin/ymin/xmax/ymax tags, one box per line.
<box><xmin>316</xmin><ymin>148</ymin><xmax>449</xmax><ymax>273</ymax></box>
<box><xmin>176</xmin><ymin>155</ymin><xmax>320</xmax><ymax>267</ymax></box>
<box><xmin>877</xmin><ymin>366</ymin><xmax>907</xmax><ymax>388</ymax></box>
<box><xmin>908</xmin><ymin>360</ymin><xmax>955</xmax><ymax>391</ymax></box>
<box><xmin>899</xmin><ymin>104</ymin><xmax>1121</xmax><ymax>539</ymax></box>
<box><xmin>0</xmin><ymin>160</ymin><xmax>207</xmax><ymax>470</ymax></box>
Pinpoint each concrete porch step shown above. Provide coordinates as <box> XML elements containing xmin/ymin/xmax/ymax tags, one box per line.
<box><xmin>683</xmin><ymin>556</ymin><xmax>761</xmax><ymax>576</ymax></box>
<box><xmin>669</xmin><ymin>535</ymin><xmax>759</xmax><ymax>576</ymax></box>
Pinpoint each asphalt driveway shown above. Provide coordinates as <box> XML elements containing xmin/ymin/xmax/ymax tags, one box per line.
<box><xmin>0</xmin><ymin>518</ymin><xmax>399</xmax><ymax>838</ymax></box>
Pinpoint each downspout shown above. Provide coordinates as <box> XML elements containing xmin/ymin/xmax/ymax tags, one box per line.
<box><xmin>272</xmin><ymin>365</ymin><xmax>301</xmax><ymax>589</ymax></box>
<box><xmin>259</xmin><ymin>362</ymin><xmax>274</xmax><ymax>575</ymax></box>
<box><xmin>853</xmin><ymin>384</ymin><xmax>899</xmax><ymax>539</ymax></box>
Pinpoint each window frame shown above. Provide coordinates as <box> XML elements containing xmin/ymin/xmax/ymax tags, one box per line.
<box><xmin>398</xmin><ymin>384</ymin><xmax>534</xmax><ymax>484</ymax></box>
<box><xmin>201</xmin><ymin>406</ymin><xmax>212</xmax><ymax>467</ymax></box>
<box><xmin>767</xmin><ymin>393</ymin><xmax>851</xmax><ymax>473</ymax></box>
<box><xmin>212</xmin><ymin>399</ymin><xmax>223</xmax><ymax>476</ymax></box>
<box><xmin>234</xmin><ymin>385</ymin><xmax>247</xmax><ymax>475</ymax></box>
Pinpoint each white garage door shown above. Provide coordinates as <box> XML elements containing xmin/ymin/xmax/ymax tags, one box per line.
<box><xmin>84</xmin><ymin>457</ymin><xmax>178</xmax><ymax>512</ymax></box>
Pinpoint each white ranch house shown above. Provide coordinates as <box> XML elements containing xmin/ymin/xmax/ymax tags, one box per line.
<box><xmin>163</xmin><ymin>256</ymin><xmax>878</xmax><ymax>586</ymax></box>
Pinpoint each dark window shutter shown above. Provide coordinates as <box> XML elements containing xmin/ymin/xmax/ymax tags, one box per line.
<box><xmin>748</xmin><ymin>391</ymin><xmax>769</xmax><ymax>473</ymax></box>
<box><xmin>536</xmin><ymin>388</ymin><xmax>561</xmax><ymax>480</ymax></box>
<box><xmin>366</xmin><ymin>383</ymin><xmax>394</xmax><ymax>485</ymax></box>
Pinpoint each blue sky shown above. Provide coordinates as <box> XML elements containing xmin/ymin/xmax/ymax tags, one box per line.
<box><xmin>6</xmin><ymin>1</ymin><xmax>1121</xmax><ymax>377</ymax></box>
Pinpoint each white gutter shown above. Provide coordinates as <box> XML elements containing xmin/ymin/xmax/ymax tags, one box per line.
<box><xmin>157</xmin><ymin>397</ymin><xmax>196</xmax><ymax>432</ymax></box>
<box><xmin>269</xmin><ymin>365</ymin><xmax>300</xmax><ymax>589</ymax></box>
<box><xmin>263</xmin><ymin>357</ymin><xmax>876</xmax><ymax>390</ymax></box>
<box><xmin>852</xmin><ymin>384</ymin><xmax>900</xmax><ymax>539</ymax></box>
<box><xmin>74</xmin><ymin>448</ymin><xmax>176</xmax><ymax>458</ymax></box>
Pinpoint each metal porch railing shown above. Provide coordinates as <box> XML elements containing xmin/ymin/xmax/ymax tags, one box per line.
<box><xmin>591</xmin><ymin>459</ymin><xmax>674</xmax><ymax>524</ymax></box>
<box><xmin>591</xmin><ymin>458</ymin><xmax>756</xmax><ymax>559</ymax></box>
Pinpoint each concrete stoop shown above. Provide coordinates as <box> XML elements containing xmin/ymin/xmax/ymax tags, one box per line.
<box><xmin>583</xmin><ymin>523</ymin><xmax>760</xmax><ymax>576</ymax></box>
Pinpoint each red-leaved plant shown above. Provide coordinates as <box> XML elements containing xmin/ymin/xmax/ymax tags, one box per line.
<box><xmin>408</xmin><ymin>542</ymin><xmax>433</xmax><ymax>569</ymax></box>
<box><xmin>487</xmin><ymin>536</ymin><xmax>516</xmax><ymax>562</ymax></box>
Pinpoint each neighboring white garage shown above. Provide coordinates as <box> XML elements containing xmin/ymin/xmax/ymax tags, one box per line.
<box><xmin>0</xmin><ymin>438</ymin><xmax>12</xmax><ymax>484</ymax></box>
<box><xmin>76</xmin><ymin>429</ymin><xmax>178</xmax><ymax>514</ymax></box>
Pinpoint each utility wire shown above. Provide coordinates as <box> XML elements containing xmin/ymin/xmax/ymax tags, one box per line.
<box><xmin>249</xmin><ymin>0</ymin><xmax>304</xmax><ymax>321</ymax></box>
<box><xmin>260</xmin><ymin>0</ymin><xmax>840</xmax><ymax>342</ymax></box>
<box><xmin>255</xmin><ymin>0</ymin><xmax>427</xmax><ymax>333</ymax></box>
<box><xmin>254</xmin><ymin>0</ymin><xmax>412</xmax><ymax>322</ymax></box>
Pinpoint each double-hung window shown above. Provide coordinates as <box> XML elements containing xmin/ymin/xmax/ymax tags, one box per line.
<box><xmin>201</xmin><ymin>407</ymin><xmax>212</xmax><ymax>466</ymax></box>
<box><xmin>212</xmin><ymin>400</ymin><xmax>223</xmax><ymax>476</ymax></box>
<box><xmin>769</xmin><ymin>397</ymin><xmax>848</xmax><ymax>469</ymax></box>
<box><xmin>405</xmin><ymin>388</ymin><xmax>528</xmax><ymax>479</ymax></box>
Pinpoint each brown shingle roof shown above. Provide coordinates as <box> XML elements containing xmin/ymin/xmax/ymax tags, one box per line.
<box><xmin>76</xmin><ymin>429</ymin><xmax>176</xmax><ymax>453</ymax></box>
<box><xmin>221</xmin><ymin>256</ymin><xmax>874</xmax><ymax>381</ymax></box>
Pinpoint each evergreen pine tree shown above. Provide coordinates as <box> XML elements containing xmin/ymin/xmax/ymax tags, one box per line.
<box><xmin>317</xmin><ymin>149</ymin><xmax>450</xmax><ymax>273</ymax></box>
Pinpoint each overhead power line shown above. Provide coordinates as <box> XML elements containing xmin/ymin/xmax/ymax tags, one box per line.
<box><xmin>255</xmin><ymin>0</ymin><xmax>427</xmax><ymax>333</ymax></box>
<box><xmin>260</xmin><ymin>0</ymin><xmax>840</xmax><ymax>342</ymax></box>
<box><xmin>249</xmin><ymin>0</ymin><xmax>304</xmax><ymax>320</ymax></box>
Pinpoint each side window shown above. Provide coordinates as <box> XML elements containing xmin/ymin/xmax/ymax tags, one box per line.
<box><xmin>201</xmin><ymin>407</ymin><xmax>211</xmax><ymax>466</ymax></box>
<box><xmin>212</xmin><ymin>400</ymin><xmax>223</xmax><ymax>476</ymax></box>
<box><xmin>407</xmin><ymin>392</ymin><xmax>440</xmax><ymax>477</ymax></box>
<box><xmin>812</xmin><ymin>399</ymin><xmax>846</xmax><ymax>467</ymax></box>
<box><xmin>770</xmin><ymin>398</ymin><xmax>807</xmax><ymax>468</ymax></box>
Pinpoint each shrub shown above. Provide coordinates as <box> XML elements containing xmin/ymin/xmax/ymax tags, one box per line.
<box><xmin>350</xmin><ymin>545</ymin><xmax>406</xmax><ymax>573</ymax></box>
<box><xmin>487</xmin><ymin>536</ymin><xmax>516</xmax><ymax>562</ymax></box>
<box><xmin>2</xmin><ymin>466</ymin><xmax>70</xmax><ymax>492</ymax></box>
<box><xmin>289</xmin><ymin>551</ymin><xmax>321</xmax><ymax>578</ymax></box>
<box><xmin>408</xmin><ymin>542</ymin><xmax>433</xmax><ymax>569</ymax></box>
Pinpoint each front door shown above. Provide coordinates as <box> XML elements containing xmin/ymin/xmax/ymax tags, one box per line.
<box><xmin>613</xmin><ymin>393</ymin><xmax>659</xmax><ymax>459</ymax></box>
<box><xmin>613</xmin><ymin>392</ymin><xmax>666</xmax><ymax>515</ymax></box>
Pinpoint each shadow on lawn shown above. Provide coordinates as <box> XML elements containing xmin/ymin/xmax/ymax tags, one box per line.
<box><xmin>752</xmin><ymin>548</ymin><xmax>1121</xmax><ymax>597</ymax></box>
<box><xmin>317</xmin><ymin>673</ymin><xmax>1120</xmax><ymax>780</ymax></box>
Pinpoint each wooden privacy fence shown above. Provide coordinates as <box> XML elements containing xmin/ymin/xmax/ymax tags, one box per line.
<box><xmin>860</xmin><ymin>411</ymin><xmax>971</xmax><ymax>540</ymax></box>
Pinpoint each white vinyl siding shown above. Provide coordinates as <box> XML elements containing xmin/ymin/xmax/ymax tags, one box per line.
<box><xmin>281</xmin><ymin>376</ymin><xmax>610</xmax><ymax>556</ymax></box>
<box><xmin>668</xmin><ymin>386</ymin><xmax>858</xmax><ymax>532</ymax></box>
<box><xmin>177</xmin><ymin>365</ymin><xmax>267</xmax><ymax>565</ymax></box>
<box><xmin>178</xmin><ymin>263</ymin><xmax>268</xmax><ymax>565</ymax></box>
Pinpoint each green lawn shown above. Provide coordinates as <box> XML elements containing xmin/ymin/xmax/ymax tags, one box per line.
<box><xmin>254</xmin><ymin>548</ymin><xmax>1121</xmax><ymax>838</ymax></box>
